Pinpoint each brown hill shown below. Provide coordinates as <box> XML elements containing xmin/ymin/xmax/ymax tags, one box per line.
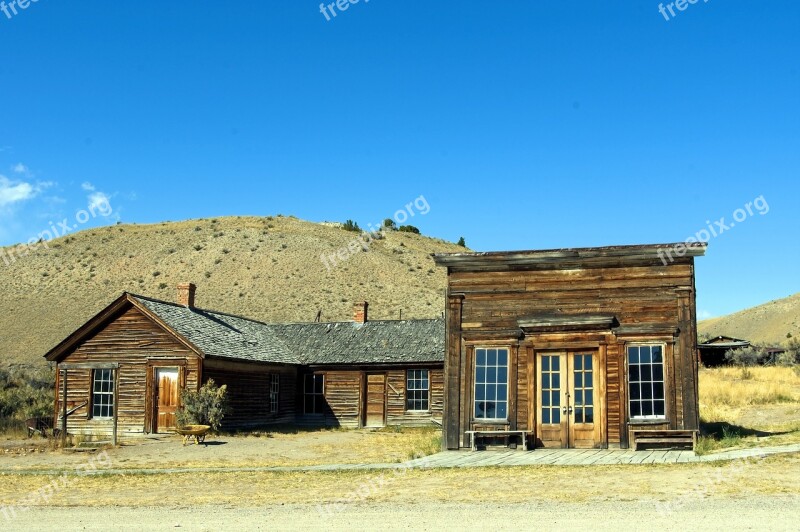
<box><xmin>699</xmin><ymin>292</ymin><xmax>800</xmax><ymax>345</ymax></box>
<box><xmin>0</xmin><ymin>216</ymin><xmax>465</xmax><ymax>368</ymax></box>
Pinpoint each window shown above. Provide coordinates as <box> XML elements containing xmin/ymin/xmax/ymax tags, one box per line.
<box><xmin>304</xmin><ymin>374</ymin><xmax>325</xmax><ymax>415</ymax></box>
<box><xmin>474</xmin><ymin>348</ymin><xmax>509</xmax><ymax>420</ymax></box>
<box><xmin>269</xmin><ymin>374</ymin><xmax>280</xmax><ymax>413</ymax></box>
<box><xmin>406</xmin><ymin>370</ymin><xmax>430</xmax><ymax>411</ymax></box>
<box><xmin>92</xmin><ymin>369</ymin><xmax>114</xmax><ymax>419</ymax></box>
<box><xmin>628</xmin><ymin>344</ymin><xmax>666</xmax><ymax>420</ymax></box>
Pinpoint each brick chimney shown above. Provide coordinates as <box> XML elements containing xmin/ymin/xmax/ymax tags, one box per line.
<box><xmin>353</xmin><ymin>301</ymin><xmax>368</xmax><ymax>324</ymax></box>
<box><xmin>177</xmin><ymin>283</ymin><xmax>196</xmax><ymax>308</ymax></box>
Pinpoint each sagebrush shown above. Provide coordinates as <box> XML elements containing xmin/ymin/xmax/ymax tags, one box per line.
<box><xmin>176</xmin><ymin>379</ymin><xmax>230</xmax><ymax>431</ymax></box>
<box><xmin>0</xmin><ymin>366</ymin><xmax>54</xmax><ymax>432</ymax></box>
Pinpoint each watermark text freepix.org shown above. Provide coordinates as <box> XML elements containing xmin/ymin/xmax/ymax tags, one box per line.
<box><xmin>658</xmin><ymin>0</ymin><xmax>709</xmax><ymax>22</ymax></box>
<box><xmin>320</xmin><ymin>195</ymin><xmax>430</xmax><ymax>272</ymax></box>
<box><xmin>319</xmin><ymin>0</ymin><xmax>369</xmax><ymax>22</ymax></box>
<box><xmin>1</xmin><ymin>196</ymin><xmax>113</xmax><ymax>267</ymax></box>
<box><xmin>658</xmin><ymin>195</ymin><xmax>769</xmax><ymax>266</ymax></box>
<box><xmin>1</xmin><ymin>0</ymin><xmax>41</xmax><ymax>21</ymax></box>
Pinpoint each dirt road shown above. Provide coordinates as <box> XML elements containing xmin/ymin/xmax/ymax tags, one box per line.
<box><xmin>9</xmin><ymin>498</ymin><xmax>799</xmax><ymax>531</ymax></box>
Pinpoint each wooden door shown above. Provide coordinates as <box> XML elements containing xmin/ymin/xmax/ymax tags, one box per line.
<box><xmin>364</xmin><ymin>373</ymin><xmax>386</xmax><ymax>427</ymax></box>
<box><xmin>536</xmin><ymin>352</ymin><xmax>599</xmax><ymax>448</ymax></box>
<box><xmin>155</xmin><ymin>368</ymin><xmax>180</xmax><ymax>433</ymax></box>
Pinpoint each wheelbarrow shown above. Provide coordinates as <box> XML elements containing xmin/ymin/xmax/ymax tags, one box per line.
<box><xmin>175</xmin><ymin>425</ymin><xmax>211</xmax><ymax>445</ymax></box>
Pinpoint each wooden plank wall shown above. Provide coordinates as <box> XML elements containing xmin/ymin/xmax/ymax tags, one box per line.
<box><xmin>450</xmin><ymin>259</ymin><xmax>698</xmax><ymax>449</ymax></box>
<box><xmin>300</xmin><ymin>367</ymin><xmax>445</xmax><ymax>428</ymax></box>
<box><xmin>202</xmin><ymin>359</ymin><xmax>297</xmax><ymax>429</ymax></box>
<box><xmin>56</xmin><ymin>304</ymin><xmax>200</xmax><ymax>438</ymax></box>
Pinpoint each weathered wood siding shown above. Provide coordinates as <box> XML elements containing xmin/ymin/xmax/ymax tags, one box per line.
<box><xmin>445</xmin><ymin>258</ymin><xmax>699</xmax><ymax>449</ymax></box>
<box><xmin>300</xmin><ymin>367</ymin><xmax>444</xmax><ymax>428</ymax></box>
<box><xmin>202</xmin><ymin>359</ymin><xmax>297</xmax><ymax>429</ymax></box>
<box><xmin>55</xmin><ymin>304</ymin><xmax>200</xmax><ymax>438</ymax></box>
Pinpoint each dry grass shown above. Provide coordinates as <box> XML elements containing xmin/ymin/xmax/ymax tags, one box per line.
<box><xmin>0</xmin><ymin>216</ymin><xmax>465</xmax><ymax>367</ymax></box>
<box><xmin>698</xmin><ymin>366</ymin><xmax>800</xmax><ymax>453</ymax></box>
<box><xmin>2</xmin><ymin>454</ymin><xmax>799</xmax><ymax>508</ymax></box>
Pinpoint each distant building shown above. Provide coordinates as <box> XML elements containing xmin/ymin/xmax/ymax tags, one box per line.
<box><xmin>697</xmin><ymin>335</ymin><xmax>751</xmax><ymax>366</ymax></box>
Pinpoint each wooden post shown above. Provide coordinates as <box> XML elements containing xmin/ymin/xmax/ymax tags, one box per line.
<box><xmin>60</xmin><ymin>369</ymin><xmax>67</xmax><ymax>448</ymax></box>
<box><xmin>112</xmin><ymin>368</ymin><xmax>119</xmax><ymax>446</ymax></box>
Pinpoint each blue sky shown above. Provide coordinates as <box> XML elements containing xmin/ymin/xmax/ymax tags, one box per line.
<box><xmin>0</xmin><ymin>1</ymin><xmax>798</xmax><ymax>318</ymax></box>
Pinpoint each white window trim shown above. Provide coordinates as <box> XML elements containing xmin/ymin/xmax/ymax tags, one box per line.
<box><xmin>473</xmin><ymin>347</ymin><xmax>510</xmax><ymax>422</ymax></box>
<box><xmin>626</xmin><ymin>342</ymin><xmax>668</xmax><ymax>422</ymax></box>
<box><xmin>269</xmin><ymin>374</ymin><xmax>280</xmax><ymax>414</ymax></box>
<box><xmin>91</xmin><ymin>369</ymin><xmax>115</xmax><ymax>420</ymax></box>
<box><xmin>405</xmin><ymin>369</ymin><xmax>430</xmax><ymax>412</ymax></box>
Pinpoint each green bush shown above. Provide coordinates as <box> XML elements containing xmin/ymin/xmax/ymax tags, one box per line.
<box><xmin>383</xmin><ymin>218</ymin><xmax>397</xmax><ymax>230</ymax></box>
<box><xmin>342</xmin><ymin>219</ymin><xmax>361</xmax><ymax>232</ymax></box>
<box><xmin>457</xmin><ymin>237</ymin><xmax>466</xmax><ymax>247</ymax></box>
<box><xmin>398</xmin><ymin>225</ymin><xmax>420</xmax><ymax>235</ymax></box>
<box><xmin>725</xmin><ymin>346</ymin><xmax>768</xmax><ymax>367</ymax></box>
<box><xmin>0</xmin><ymin>366</ymin><xmax>55</xmax><ymax>424</ymax></box>
<box><xmin>176</xmin><ymin>379</ymin><xmax>230</xmax><ymax>431</ymax></box>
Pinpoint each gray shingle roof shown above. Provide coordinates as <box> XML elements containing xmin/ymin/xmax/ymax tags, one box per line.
<box><xmin>269</xmin><ymin>320</ymin><xmax>444</xmax><ymax>365</ymax></box>
<box><xmin>133</xmin><ymin>295</ymin><xmax>298</xmax><ymax>364</ymax></box>
<box><xmin>132</xmin><ymin>294</ymin><xmax>444</xmax><ymax>366</ymax></box>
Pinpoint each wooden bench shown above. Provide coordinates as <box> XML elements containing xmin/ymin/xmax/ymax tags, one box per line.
<box><xmin>631</xmin><ymin>429</ymin><xmax>697</xmax><ymax>451</ymax></box>
<box><xmin>465</xmin><ymin>430</ymin><xmax>531</xmax><ymax>451</ymax></box>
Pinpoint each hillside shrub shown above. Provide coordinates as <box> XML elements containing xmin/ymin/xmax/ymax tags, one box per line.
<box><xmin>383</xmin><ymin>218</ymin><xmax>397</xmax><ymax>230</ymax></box>
<box><xmin>725</xmin><ymin>346</ymin><xmax>768</xmax><ymax>367</ymax></box>
<box><xmin>0</xmin><ymin>366</ymin><xmax>55</xmax><ymax>431</ymax></box>
<box><xmin>457</xmin><ymin>237</ymin><xmax>466</xmax><ymax>247</ymax></box>
<box><xmin>176</xmin><ymin>379</ymin><xmax>230</xmax><ymax>431</ymax></box>
<box><xmin>398</xmin><ymin>225</ymin><xmax>420</xmax><ymax>235</ymax></box>
<box><xmin>342</xmin><ymin>219</ymin><xmax>361</xmax><ymax>232</ymax></box>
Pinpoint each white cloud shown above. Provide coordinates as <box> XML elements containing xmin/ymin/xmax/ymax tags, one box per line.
<box><xmin>0</xmin><ymin>174</ymin><xmax>36</xmax><ymax>207</ymax></box>
<box><xmin>13</xmin><ymin>163</ymin><xmax>29</xmax><ymax>175</ymax></box>
<box><xmin>88</xmin><ymin>191</ymin><xmax>113</xmax><ymax>216</ymax></box>
<box><xmin>698</xmin><ymin>309</ymin><xmax>713</xmax><ymax>320</ymax></box>
<box><xmin>81</xmin><ymin>182</ymin><xmax>95</xmax><ymax>191</ymax></box>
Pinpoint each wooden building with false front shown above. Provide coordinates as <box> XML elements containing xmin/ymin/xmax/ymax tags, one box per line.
<box><xmin>43</xmin><ymin>285</ymin><xmax>443</xmax><ymax>442</ymax></box>
<box><xmin>433</xmin><ymin>243</ymin><xmax>706</xmax><ymax>451</ymax></box>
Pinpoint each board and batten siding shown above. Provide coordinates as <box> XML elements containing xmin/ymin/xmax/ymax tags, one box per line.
<box><xmin>444</xmin><ymin>258</ymin><xmax>700</xmax><ymax>449</ymax></box>
<box><xmin>202</xmin><ymin>359</ymin><xmax>297</xmax><ymax>428</ymax></box>
<box><xmin>54</xmin><ymin>304</ymin><xmax>200</xmax><ymax>438</ymax></box>
<box><xmin>301</xmin><ymin>367</ymin><xmax>444</xmax><ymax>428</ymax></box>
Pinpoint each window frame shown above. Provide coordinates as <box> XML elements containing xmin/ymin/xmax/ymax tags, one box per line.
<box><xmin>473</xmin><ymin>347</ymin><xmax>510</xmax><ymax>421</ymax></box>
<box><xmin>91</xmin><ymin>368</ymin><xmax>115</xmax><ymax>420</ymax></box>
<box><xmin>626</xmin><ymin>342</ymin><xmax>668</xmax><ymax>422</ymax></box>
<box><xmin>303</xmin><ymin>373</ymin><xmax>325</xmax><ymax>415</ymax></box>
<box><xmin>269</xmin><ymin>374</ymin><xmax>280</xmax><ymax>414</ymax></box>
<box><xmin>405</xmin><ymin>369</ymin><xmax>430</xmax><ymax>412</ymax></box>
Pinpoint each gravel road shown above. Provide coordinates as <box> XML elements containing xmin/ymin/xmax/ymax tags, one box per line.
<box><xmin>9</xmin><ymin>497</ymin><xmax>800</xmax><ymax>531</ymax></box>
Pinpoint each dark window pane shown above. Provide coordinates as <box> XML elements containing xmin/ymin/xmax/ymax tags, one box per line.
<box><xmin>630</xmin><ymin>383</ymin><xmax>640</xmax><ymax>400</ymax></box>
<box><xmin>543</xmin><ymin>374</ymin><xmax>551</xmax><ymax>389</ymax></box>
<box><xmin>585</xmin><ymin>408</ymin><xmax>593</xmax><ymax>423</ymax></box>
<box><xmin>487</xmin><ymin>349</ymin><xmax>497</xmax><ymax>366</ymax></box>
<box><xmin>575</xmin><ymin>390</ymin><xmax>583</xmax><ymax>406</ymax></box>
<box><xmin>585</xmin><ymin>356</ymin><xmax>593</xmax><ymax>371</ymax></box>
<box><xmin>585</xmin><ymin>371</ymin><xmax>593</xmax><ymax>388</ymax></box>
<box><xmin>485</xmin><ymin>402</ymin><xmax>496</xmax><ymax>418</ymax></box>
<box><xmin>476</xmin><ymin>349</ymin><xmax>486</xmax><ymax>367</ymax></box>
<box><xmin>641</xmin><ymin>365</ymin><xmax>652</xmax><ymax>382</ymax></box>
<box><xmin>654</xmin><ymin>400</ymin><xmax>665</xmax><ymax>416</ymax></box>
<box><xmin>498</xmin><ymin>367</ymin><xmax>508</xmax><ymax>384</ymax></box>
<box><xmin>552</xmin><ymin>357</ymin><xmax>560</xmax><ymax>371</ymax></box>
<box><xmin>552</xmin><ymin>392</ymin><xmax>561</xmax><ymax>407</ymax></box>
<box><xmin>542</xmin><ymin>356</ymin><xmax>550</xmax><ymax>372</ymax></box>
<box><xmin>552</xmin><ymin>373</ymin><xmax>560</xmax><ymax>390</ymax></box>
<box><xmin>542</xmin><ymin>390</ymin><xmax>550</xmax><ymax>406</ymax></box>
<box><xmin>642</xmin><ymin>384</ymin><xmax>653</xmax><ymax>400</ymax></box>
<box><xmin>641</xmin><ymin>347</ymin><xmax>652</xmax><ymax>364</ymax></box>
<box><xmin>475</xmin><ymin>384</ymin><xmax>485</xmax><ymax>400</ymax></box>
<box><xmin>496</xmin><ymin>402</ymin><xmax>507</xmax><ymax>419</ymax></box>
<box><xmin>574</xmin><ymin>355</ymin><xmax>583</xmax><ymax>371</ymax></box>
<box><xmin>542</xmin><ymin>409</ymin><xmax>550</xmax><ymax>424</ymax></box>
<box><xmin>498</xmin><ymin>349</ymin><xmax>508</xmax><ymax>366</ymax></box>
<box><xmin>630</xmin><ymin>401</ymin><xmax>641</xmax><ymax>417</ymax></box>
<box><xmin>476</xmin><ymin>367</ymin><xmax>485</xmax><ymax>385</ymax></box>
<box><xmin>585</xmin><ymin>389</ymin><xmax>593</xmax><ymax>407</ymax></box>
<box><xmin>654</xmin><ymin>382</ymin><xmax>664</xmax><ymax>400</ymax></box>
<box><xmin>574</xmin><ymin>372</ymin><xmax>581</xmax><ymax>389</ymax></box>
<box><xmin>642</xmin><ymin>401</ymin><xmax>653</xmax><ymax>416</ymax></box>
<box><xmin>653</xmin><ymin>365</ymin><xmax>664</xmax><ymax>382</ymax></box>
<box><xmin>487</xmin><ymin>367</ymin><xmax>496</xmax><ymax>384</ymax></box>
<box><xmin>628</xmin><ymin>347</ymin><xmax>639</xmax><ymax>364</ymax></box>
<box><xmin>486</xmin><ymin>385</ymin><xmax>496</xmax><ymax>400</ymax></box>
<box><xmin>630</xmin><ymin>365</ymin><xmax>640</xmax><ymax>382</ymax></box>
<box><xmin>497</xmin><ymin>385</ymin><xmax>507</xmax><ymax>401</ymax></box>
<box><xmin>652</xmin><ymin>346</ymin><xmax>663</xmax><ymax>363</ymax></box>
<box><xmin>552</xmin><ymin>409</ymin><xmax>561</xmax><ymax>424</ymax></box>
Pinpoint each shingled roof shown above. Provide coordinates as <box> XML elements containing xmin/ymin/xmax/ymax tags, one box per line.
<box><xmin>133</xmin><ymin>295</ymin><xmax>299</xmax><ymax>365</ymax></box>
<box><xmin>132</xmin><ymin>295</ymin><xmax>443</xmax><ymax>366</ymax></box>
<box><xmin>269</xmin><ymin>320</ymin><xmax>445</xmax><ymax>365</ymax></box>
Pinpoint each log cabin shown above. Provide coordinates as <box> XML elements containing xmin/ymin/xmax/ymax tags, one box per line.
<box><xmin>43</xmin><ymin>286</ymin><xmax>444</xmax><ymax>441</ymax></box>
<box><xmin>433</xmin><ymin>243</ymin><xmax>706</xmax><ymax>451</ymax></box>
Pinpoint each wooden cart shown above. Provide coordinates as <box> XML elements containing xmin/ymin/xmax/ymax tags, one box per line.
<box><xmin>175</xmin><ymin>424</ymin><xmax>211</xmax><ymax>445</ymax></box>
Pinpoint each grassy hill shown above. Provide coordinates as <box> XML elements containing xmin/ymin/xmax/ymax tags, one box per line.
<box><xmin>0</xmin><ymin>216</ymin><xmax>465</xmax><ymax>368</ymax></box>
<box><xmin>699</xmin><ymin>292</ymin><xmax>800</xmax><ymax>345</ymax></box>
